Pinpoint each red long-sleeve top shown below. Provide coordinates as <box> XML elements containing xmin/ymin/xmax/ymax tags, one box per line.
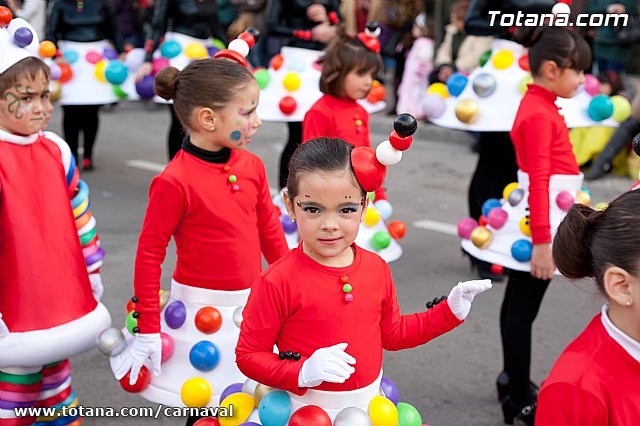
<box><xmin>510</xmin><ymin>85</ymin><xmax>579</xmax><ymax>244</ymax></box>
<box><xmin>536</xmin><ymin>315</ymin><xmax>640</xmax><ymax>425</ymax></box>
<box><xmin>303</xmin><ymin>94</ymin><xmax>387</xmax><ymax>200</ymax></box>
<box><xmin>236</xmin><ymin>243</ymin><xmax>462</xmax><ymax>395</ymax></box>
<box><xmin>135</xmin><ymin>149</ymin><xmax>289</xmax><ymax>333</ymax></box>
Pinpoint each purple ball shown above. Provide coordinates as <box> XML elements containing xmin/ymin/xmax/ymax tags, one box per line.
<box><xmin>219</xmin><ymin>382</ymin><xmax>243</xmax><ymax>404</ymax></box>
<box><xmin>380</xmin><ymin>376</ymin><xmax>400</xmax><ymax>405</ymax></box>
<box><xmin>49</xmin><ymin>63</ymin><xmax>62</xmax><ymax>80</ymax></box>
<box><xmin>103</xmin><ymin>46</ymin><xmax>119</xmax><ymax>60</ymax></box>
<box><xmin>206</xmin><ymin>45</ymin><xmax>220</xmax><ymax>57</ymax></box>
<box><xmin>280</xmin><ymin>215</ymin><xmax>297</xmax><ymax>234</ymax></box>
<box><xmin>13</xmin><ymin>27</ymin><xmax>33</xmax><ymax>48</ymax></box>
<box><xmin>135</xmin><ymin>75</ymin><xmax>156</xmax><ymax>99</ymax></box>
<box><xmin>164</xmin><ymin>300</ymin><xmax>186</xmax><ymax>329</ymax></box>
<box><xmin>422</xmin><ymin>94</ymin><xmax>446</xmax><ymax>119</ymax></box>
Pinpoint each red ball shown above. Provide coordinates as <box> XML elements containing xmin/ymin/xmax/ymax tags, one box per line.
<box><xmin>58</xmin><ymin>62</ymin><xmax>73</xmax><ymax>83</ymax></box>
<box><xmin>490</xmin><ymin>264</ymin><xmax>504</xmax><ymax>275</ymax></box>
<box><xmin>279</xmin><ymin>96</ymin><xmax>297</xmax><ymax>115</ymax></box>
<box><xmin>366</xmin><ymin>82</ymin><xmax>386</xmax><ymax>103</ymax></box>
<box><xmin>351</xmin><ymin>147</ymin><xmax>386</xmax><ymax>193</ymax></box>
<box><xmin>518</xmin><ymin>54</ymin><xmax>529</xmax><ymax>71</ymax></box>
<box><xmin>126</xmin><ymin>299</ymin><xmax>135</xmax><ymax>313</ymax></box>
<box><xmin>193</xmin><ymin>418</ymin><xmax>220</xmax><ymax>426</ymax></box>
<box><xmin>270</xmin><ymin>54</ymin><xmax>284</xmax><ymax>71</ymax></box>
<box><xmin>388</xmin><ymin>220</ymin><xmax>407</xmax><ymax>240</ymax></box>
<box><xmin>478</xmin><ymin>215</ymin><xmax>488</xmax><ymax>227</ymax></box>
<box><xmin>195</xmin><ymin>307</ymin><xmax>222</xmax><ymax>334</ymax></box>
<box><xmin>0</xmin><ymin>6</ymin><xmax>12</xmax><ymax>27</ymax></box>
<box><xmin>288</xmin><ymin>405</ymin><xmax>331</xmax><ymax>426</ymax></box>
<box><xmin>389</xmin><ymin>131</ymin><xmax>412</xmax><ymax>151</ymax></box>
<box><xmin>119</xmin><ymin>366</ymin><xmax>151</xmax><ymax>393</ymax></box>
<box><xmin>237</xmin><ymin>32</ymin><xmax>255</xmax><ymax>48</ymax></box>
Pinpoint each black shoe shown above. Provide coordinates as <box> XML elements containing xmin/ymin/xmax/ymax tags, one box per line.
<box><xmin>496</xmin><ymin>371</ymin><xmax>539</xmax><ymax>403</ymax></box>
<box><xmin>501</xmin><ymin>395</ymin><xmax>536</xmax><ymax>425</ymax></box>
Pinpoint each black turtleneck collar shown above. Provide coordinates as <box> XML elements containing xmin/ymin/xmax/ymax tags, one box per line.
<box><xmin>181</xmin><ymin>137</ymin><xmax>231</xmax><ymax>164</ymax></box>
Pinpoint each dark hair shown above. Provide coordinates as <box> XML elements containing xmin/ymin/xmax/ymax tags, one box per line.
<box><xmin>287</xmin><ymin>137</ymin><xmax>365</xmax><ymax>198</ymax></box>
<box><xmin>451</xmin><ymin>0</ymin><xmax>471</xmax><ymax>21</ymax></box>
<box><xmin>553</xmin><ymin>190</ymin><xmax>640</xmax><ymax>295</ymax></box>
<box><xmin>0</xmin><ymin>57</ymin><xmax>50</xmax><ymax>95</ymax></box>
<box><xmin>513</xmin><ymin>27</ymin><xmax>591</xmax><ymax>75</ymax></box>
<box><xmin>318</xmin><ymin>26</ymin><xmax>383</xmax><ymax>97</ymax></box>
<box><xmin>154</xmin><ymin>58</ymin><xmax>255</xmax><ymax>128</ymax></box>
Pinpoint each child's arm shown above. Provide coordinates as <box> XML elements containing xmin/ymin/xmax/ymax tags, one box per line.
<box><xmin>255</xmin><ymin>161</ymin><xmax>289</xmax><ymax>262</ymax></box>
<box><xmin>536</xmin><ymin>383</ymin><xmax>607</xmax><ymax>425</ymax></box>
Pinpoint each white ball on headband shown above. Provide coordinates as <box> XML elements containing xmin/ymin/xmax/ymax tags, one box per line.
<box><xmin>376</xmin><ymin>140</ymin><xmax>402</xmax><ymax>166</ymax></box>
<box><xmin>552</xmin><ymin>2</ymin><xmax>570</xmax><ymax>15</ymax></box>
<box><xmin>229</xmin><ymin>38</ymin><xmax>250</xmax><ymax>58</ymax></box>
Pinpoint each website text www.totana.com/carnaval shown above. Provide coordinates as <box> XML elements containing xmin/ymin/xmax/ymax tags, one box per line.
<box><xmin>13</xmin><ymin>404</ymin><xmax>234</xmax><ymax>419</ymax></box>
<box><xmin>488</xmin><ymin>11</ymin><xmax>629</xmax><ymax>28</ymax></box>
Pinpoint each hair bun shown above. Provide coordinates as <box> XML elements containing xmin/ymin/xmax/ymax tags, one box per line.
<box><xmin>154</xmin><ymin>66</ymin><xmax>180</xmax><ymax>101</ymax></box>
<box><xmin>553</xmin><ymin>204</ymin><xmax>597</xmax><ymax>278</ymax></box>
<box><xmin>513</xmin><ymin>26</ymin><xmax>544</xmax><ymax>48</ymax></box>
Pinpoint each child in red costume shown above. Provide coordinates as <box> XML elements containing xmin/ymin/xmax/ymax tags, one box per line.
<box><xmin>236</xmin><ymin>125</ymin><xmax>491</xmax><ymax>422</ymax></box>
<box><xmin>0</xmin><ymin>13</ymin><xmax>110</xmax><ymax>426</ymax></box>
<box><xmin>111</xmin><ymin>35</ymin><xmax>289</xmax><ymax>411</ymax></box>
<box><xmin>538</xmin><ymin>190</ymin><xmax>640</xmax><ymax>425</ymax></box>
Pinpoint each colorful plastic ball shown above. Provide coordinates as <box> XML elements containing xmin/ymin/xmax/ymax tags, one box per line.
<box><xmin>258</xmin><ymin>389</ymin><xmax>291</xmax><ymax>426</ymax></box>
<box><xmin>85</xmin><ymin>50</ymin><xmax>102</xmax><ymax>64</ymax></box>
<box><xmin>511</xmin><ymin>239</ymin><xmax>533</xmax><ymax>262</ymax></box>
<box><xmin>242</xmin><ymin>378</ymin><xmax>259</xmax><ymax>396</ymax></box>
<box><xmin>125</xmin><ymin>310</ymin><xmax>138</xmax><ymax>335</ymax></box>
<box><xmin>160</xmin><ymin>290</ymin><xmax>171</xmax><ymax>310</ymax></box>
<box><xmin>518</xmin><ymin>74</ymin><xmax>533</xmax><ymax>96</ymax></box>
<box><xmin>376</xmin><ymin>140</ymin><xmax>402</xmax><ymax>165</ymax></box>
<box><xmin>282</xmin><ymin>72</ymin><xmax>301</xmax><ymax>92</ymax></box>
<box><xmin>374</xmin><ymin>200</ymin><xmax>393</xmax><ymax>220</ymax></box>
<box><xmin>270</xmin><ymin>54</ymin><xmax>284</xmax><ymax>71</ymax></box>
<box><xmin>508</xmin><ymin>188</ymin><xmax>525</xmax><ymax>207</ymax></box>
<box><xmin>394</xmin><ymin>113</ymin><xmax>418</xmax><ymax>137</ymax></box>
<box><xmin>113</xmin><ymin>84</ymin><xmax>128</xmax><ymax>99</ymax></box>
<box><xmin>379</xmin><ymin>376</ymin><xmax>400</xmax><ymax>405</ymax></box>
<box><xmin>583</xmin><ymin>74</ymin><xmax>600</xmax><ymax>96</ymax></box>
<box><xmin>102</xmin><ymin>47</ymin><xmax>118</xmax><ymax>60</ymax></box>
<box><xmin>160</xmin><ymin>40</ymin><xmax>182</xmax><ymax>58</ymax></box>
<box><xmin>427</xmin><ymin>82</ymin><xmax>449</xmax><ymax>99</ymax></box>
<box><xmin>280</xmin><ymin>215</ymin><xmax>297</xmax><ymax>234</ymax></box>
<box><xmin>229</xmin><ymin>38</ymin><xmax>250</xmax><ymax>58</ymax></box>
<box><xmin>422</xmin><ymin>94</ymin><xmax>446</xmax><ymax>118</ymax></box>
<box><xmin>164</xmin><ymin>300</ymin><xmax>187</xmax><ymax>329</ymax></box>
<box><xmin>233</xmin><ymin>306</ymin><xmax>243</xmax><ymax>327</ymax></box>
<box><xmin>189</xmin><ymin>340</ymin><xmax>220</xmax><ymax>372</ymax></box>
<box><xmin>371</xmin><ymin>232</ymin><xmax>392</xmax><ymax>251</ymax></box>
<box><xmin>105</xmin><ymin>60</ymin><xmax>128</xmax><ymax>85</ymax></box>
<box><xmin>446</xmin><ymin>73</ymin><xmax>468</xmax><ymax>97</ymax></box>
<box><xmin>194</xmin><ymin>418</ymin><xmax>221</xmax><ymax>426</ymax></box>
<box><xmin>181</xmin><ymin>378</ymin><xmax>211</xmax><ymax>408</ymax></box>
<box><xmin>254</xmin><ymin>383</ymin><xmax>274</xmax><ymax>407</ymax></box>
<box><xmin>490</xmin><ymin>264</ymin><xmax>504</xmax><ymax>275</ymax></box>
<box><xmin>369</xmin><ymin>395</ymin><xmax>399</xmax><ymax>426</ymax></box>
<box><xmin>594</xmin><ymin>202</ymin><xmax>608</xmax><ymax>211</ymax></box>
<box><xmin>576</xmin><ymin>190</ymin><xmax>592</xmax><ymax>206</ymax></box>
<box><xmin>388</xmin><ymin>221</ymin><xmax>406</xmax><ymax>239</ymax></box>
<box><xmin>457</xmin><ymin>217</ymin><xmax>479</xmax><ymax>239</ymax></box>
<box><xmin>487</xmin><ymin>208</ymin><xmax>508</xmax><ymax>230</ymax></box>
<box><xmin>289</xmin><ymin>405</ymin><xmax>332</xmax><ymax>426</ymax></box>
<box><xmin>151</xmin><ymin>57</ymin><xmax>170</xmax><ymax>76</ymax></box>
<box><xmin>220</xmin><ymin>383</ymin><xmax>243</xmax><ymax>405</ymax></box>
<box><xmin>472</xmin><ymin>73</ymin><xmax>497</xmax><ymax>98</ymax></box>
<box><xmin>502</xmin><ymin>182</ymin><xmax>519</xmax><ymax>200</ymax></box>
<box><xmin>124</xmin><ymin>48</ymin><xmax>146</xmax><ymax>70</ymax></box>
<box><xmin>119</xmin><ymin>366</ymin><xmax>151</xmax><ymax>393</ymax></box>
<box><xmin>212</xmin><ymin>38</ymin><xmax>227</xmax><ymax>50</ymax></box>
<box><xmin>219</xmin><ymin>392</ymin><xmax>254</xmax><ymax>426</ymax></box>
<box><xmin>366</xmin><ymin>81</ymin><xmax>386</xmax><ymax>103</ymax></box>
<box><xmin>0</xmin><ymin>6</ymin><xmax>12</xmax><ymax>27</ymax></box>
<box><xmin>478</xmin><ymin>215</ymin><xmax>488</xmax><ymax>227</ymax></box>
<box><xmin>63</xmin><ymin>50</ymin><xmax>79</xmax><ymax>64</ymax></box>
<box><xmin>96</xmin><ymin>327</ymin><xmax>126</xmax><ymax>356</ymax></box>
<box><xmin>610</xmin><ymin>95</ymin><xmax>631</xmax><ymax>123</ymax></box>
<box><xmin>334</xmin><ymin>407</ymin><xmax>373</xmax><ymax>426</ymax></box>
<box><xmin>50</xmin><ymin>80</ymin><xmax>62</xmax><ymax>102</ymax></box>
<box><xmin>588</xmin><ymin>95</ymin><xmax>614</xmax><ymax>121</ymax></box>
<box><xmin>454</xmin><ymin>99</ymin><xmax>479</xmax><ymax>123</ymax></box>
<box><xmin>237</xmin><ymin>31</ymin><xmax>256</xmax><ymax>48</ymax></box>
<box><xmin>286</xmin><ymin>57</ymin><xmax>305</xmax><ymax>73</ymax></box>
<box><xmin>39</xmin><ymin>40</ymin><xmax>57</xmax><ymax>58</ymax></box>
<box><xmin>195</xmin><ymin>306</ymin><xmax>223</xmax><ymax>334</ymax></box>
<box><xmin>519</xmin><ymin>217</ymin><xmax>532</xmax><ymax>237</ymax></box>
<box><xmin>238</xmin><ymin>423</ymin><xmax>260</xmax><ymax>426</ymax></box>
<box><xmin>492</xmin><ymin>50</ymin><xmax>514</xmax><ymax>70</ymax></box>
<box><xmin>580</xmin><ymin>187</ymin><xmax>592</xmax><ymax>197</ymax></box>
<box><xmin>518</xmin><ymin>54</ymin><xmax>529</xmax><ymax>71</ymax></box>
<box><xmin>555</xmin><ymin>191</ymin><xmax>574</xmax><ymax>211</ymax></box>
<box><xmin>470</xmin><ymin>226</ymin><xmax>493</xmax><ymax>249</ymax></box>
<box><xmin>184</xmin><ymin>43</ymin><xmax>208</xmax><ymax>59</ymax></box>
<box><xmin>94</xmin><ymin>60</ymin><xmax>107</xmax><ymax>82</ymax></box>
<box><xmin>279</xmin><ymin>96</ymin><xmax>297</xmax><ymax>115</ymax></box>
<box><xmin>397</xmin><ymin>402</ymin><xmax>422</xmax><ymax>426</ymax></box>
<box><xmin>13</xmin><ymin>27</ymin><xmax>33</xmax><ymax>47</ymax></box>
<box><xmin>49</xmin><ymin>63</ymin><xmax>62</xmax><ymax>80</ymax></box>
<box><xmin>135</xmin><ymin>75</ymin><xmax>156</xmax><ymax>99</ymax></box>
<box><xmin>253</xmin><ymin>68</ymin><xmax>270</xmax><ymax>89</ymax></box>
<box><xmin>207</xmin><ymin>45</ymin><xmax>220</xmax><ymax>56</ymax></box>
<box><xmin>160</xmin><ymin>332</ymin><xmax>174</xmax><ymax>363</ymax></box>
<box><xmin>479</xmin><ymin>49</ymin><xmax>491</xmax><ymax>67</ymax></box>
<box><xmin>481</xmin><ymin>198</ymin><xmax>502</xmax><ymax>217</ymax></box>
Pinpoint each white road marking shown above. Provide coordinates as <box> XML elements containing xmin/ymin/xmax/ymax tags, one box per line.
<box><xmin>413</xmin><ymin>219</ymin><xmax>458</xmax><ymax>236</ymax></box>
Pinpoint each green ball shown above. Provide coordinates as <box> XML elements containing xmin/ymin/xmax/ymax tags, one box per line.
<box><xmin>212</xmin><ymin>39</ymin><xmax>226</xmax><ymax>50</ymax></box>
<box><xmin>397</xmin><ymin>402</ymin><xmax>422</xmax><ymax>426</ymax></box>
<box><xmin>518</xmin><ymin>74</ymin><xmax>533</xmax><ymax>96</ymax></box>
<box><xmin>479</xmin><ymin>49</ymin><xmax>492</xmax><ymax>67</ymax></box>
<box><xmin>126</xmin><ymin>310</ymin><xmax>138</xmax><ymax>335</ymax></box>
<box><xmin>370</xmin><ymin>231</ymin><xmax>391</xmax><ymax>251</ymax></box>
<box><xmin>112</xmin><ymin>85</ymin><xmax>128</xmax><ymax>99</ymax></box>
<box><xmin>343</xmin><ymin>284</ymin><xmax>352</xmax><ymax>293</ymax></box>
<box><xmin>254</xmin><ymin>69</ymin><xmax>270</xmax><ymax>90</ymax></box>
<box><xmin>368</xmin><ymin>192</ymin><xmax>376</xmax><ymax>202</ymax></box>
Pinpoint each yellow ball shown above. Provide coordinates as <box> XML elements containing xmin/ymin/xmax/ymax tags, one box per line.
<box><xmin>50</xmin><ymin>81</ymin><xmax>62</xmax><ymax>102</ymax></box>
<box><xmin>519</xmin><ymin>74</ymin><xmax>533</xmax><ymax>96</ymax></box>
<box><xmin>455</xmin><ymin>99</ymin><xmax>479</xmax><ymax>123</ymax></box>
<box><xmin>159</xmin><ymin>289</ymin><xmax>170</xmax><ymax>310</ymax></box>
<box><xmin>427</xmin><ymin>82</ymin><xmax>449</xmax><ymax>98</ymax></box>
<box><xmin>180</xmin><ymin>378</ymin><xmax>211</xmax><ymax>408</ymax></box>
<box><xmin>492</xmin><ymin>50</ymin><xmax>514</xmax><ymax>70</ymax></box>
<box><xmin>369</xmin><ymin>395</ymin><xmax>398</xmax><ymax>426</ymax></box>
<box><xmin>594</xmin><ymin>202</ymin><xmax>608</xmax><ymax>211</ymax></box>
<box><xmin>470</xmin><ymin>226</ymin><xmax>493</xmax><ymax>249</ymax></box>
<box><xmin>611</xmin><ymin>95</ymin><xmax>631</xmax><ymax>123</ymax></box>
<box><xmin>502</xmin><ymin>182</ymin><xmax>519</xmax><ymax>201</ymax></box>
<box><xmin>184</xmin><ymin>43</ymin><xmax>207</xmax><ymax>59</ymax></box>
<box><xmin>519</xmin><ymin>216</ymin><xmax>531</xmax><ymax>237</ymax></box>
<box><xmin>364</xmin><ymin>207</ymin><xmax>381</xmax><ymax>227</ymax></box>
<box><xmin>253</xmin><ymin>383</ymin><xmax>274</xmax><ymax>407</ymax></box>
<box><xmin>94</xmin><ymin>60</ymin><xmax>107</xmax><ymax>83</ymax></box>
<box><xmin>576</xmin><ymin>190</ymin><xmax>592</xmax><ymax>206</ymax></box>
<box><xmin>282</xmin><ymin>72</ymin><xmax>301</xmax><ymax>92</ymax></box>
<box><xmin>219</xmin><ymin>392</ymin><xmax>253</xmax><ymax>426</ymax></box>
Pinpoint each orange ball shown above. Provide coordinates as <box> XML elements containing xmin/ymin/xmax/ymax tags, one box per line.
<box><xmin>39</xmin><ymin>41</ymin><xmax>57</xmax><ymax>58</ymax></box>
<box><xmin>126</xmin><ymin>299</ymin><xmax>135</xmax><ymax>313</ymax></box>
<box><xmin>195</xmin><ymin>307</ymin><xmax>223</xmax><ymax>334</ymax></box>
<box><xmin>270</xmin><ymin>54</ymin><xmax>284</xmax><ymax>71</ymax></box>
<box><xmin>366</xmin><ymin>81</ymin><xmax>386</xmax><ymax>103</ymax></box>
<box><xmin>0</xmin><ymin>6</ymin><xmax>12</xmax><ymax>27</ymax></box>
<box><xmin>388</xmin><ymin>220</ymin><xmax>407</xmax><ymax>240</ymax></box>
<box><xmin>58</xmin><ymin>62</ymin><xmax>73</xmax><ymax>83</ymax></box>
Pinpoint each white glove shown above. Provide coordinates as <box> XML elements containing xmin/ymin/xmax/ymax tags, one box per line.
<box><xmin>112</xmin><ymin>333</ymin><xmax>162</xmax><ymax>385</ymax></box>
<box><xmin>89</xmin><ymin>273</ymin><xmax>104</xmax><ymax>301</ymax></box>
<box><xmin>0</xmin><ymin>313</ymin><xmax>9</xmax><ymax>339</ymax></box>
<box><xmin>298</xmin><ymin>343</ymin><xmax>356</xmax><ymax>388</ymax></box>
<box><xmin>447</xmin><ymin>279</ymin><xmax>492</xmax><ymax>320</ymax></box>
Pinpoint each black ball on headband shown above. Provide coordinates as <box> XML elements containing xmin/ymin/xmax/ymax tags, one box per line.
<box><xmin>366</xmin><ymin>21</ymin><xmax>379</xmax><ymax>33</ymax></box>
<box><xmin>394</xmin><ymin>114</ymin><xmax>417</xmax><ymax>138</ymax></box>
<box><xmin>245</xmin><ymin>27</ymin><xmax>261</xmax><ymax>43</ymax></box>
<box><xmin>633</xmin><ymin>133</ymin><xmax>640</xmax><ymax>157</ymax></box>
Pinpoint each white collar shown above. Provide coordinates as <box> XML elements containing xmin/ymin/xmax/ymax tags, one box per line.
<box><xmin>600</xmin><ymin>304</ymin><xmax>640</xmax><ymax>363</ymax></box>
<box><xmin>0</xmin><ymin>128</ymin><xmax>39</xmax><ymax>145</ymax></box>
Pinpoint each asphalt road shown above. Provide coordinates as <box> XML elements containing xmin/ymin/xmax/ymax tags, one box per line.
<box><xmin>42</xmin><ymin>101</ymin><xmax>631</xmax><ymax>425</ymax></box>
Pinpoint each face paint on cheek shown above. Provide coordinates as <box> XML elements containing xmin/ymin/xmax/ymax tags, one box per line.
<box><xmin>4</xmin><ymin>93</ymin><xmax>23</xmax><ymax>119</ymax></box>
<box><xmin>235</xmin><ymin>118</ymin><xmax>244</xmax><ymax>125</ymax></box>
<box><xmin>230</xmin><ymin>130</ymin><xmax>242</xmax><ymax>141</ymax></box>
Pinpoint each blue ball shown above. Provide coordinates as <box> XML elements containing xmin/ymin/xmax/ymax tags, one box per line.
<box><xmin>64</xmin><ymin>50</ymin><xmax>79</xmax><ymax>64</ymax></box>
<box><xmin>511</xmin><ymin>239</ymin><xmax>533</xmax><ymax>262</ymax></box>
<box><xmin>481</xmin><ymin>198</ymin><xmax>502</xmax><ymax>218</ymax></box>
<box><xmin>160</xmin><ymin>40</ymin><xmax>182</xmax><ymax>59</ymax></box>
<box><xmin>135</xmin><ymin>75</ymin><xmax>155</xmax><ymax>99</ymax></box>
<box><xmin>105</xmin><ymin>60</ymin><xmax>128</xmax><ymax>85</ymax></box>
<box><xmin>446</xmin><ymin>73</ymin><xmax>468</xmax><ymax>97</ymax></box>
<box><xmin>189</xmin><ymin>341</ymin><xmax>220</xmax><ymax>372</ymax></box>
<box><xmin>259</xmin><ymin>390</ymin><xmax>291</xmax><ymax>426</ymax></box>
<box><xmin>588</xmin><ymin>95</ymin><xmax>614</xmax><ymax>121</ymax></box>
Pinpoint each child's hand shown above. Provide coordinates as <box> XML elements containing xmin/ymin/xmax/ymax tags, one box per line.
<box><xmin>0</xmin><ymin>313</ymin><xmax>9</xmax><ymax>339</ymax></box>
<box><xmin>135</xmin><ymin>63</ymin><xmax>153</xmax><ymax>82</ymax></box>
<box><xmin>531</xmin><ymin>244</ymin><xmax>555</xmax><ymax>280</ymax></box>
<box><xmin>312</xmin><ymin>23</ymin><xmax>337</xmax><ymax>44</ymax></box>
<box><xmin>298</xmin><ymin>343</ymin><xmax>356</xmax><ymax>388</ymax></box>
<box><xmin>89</xmin><ymin>273</ymin><xmax>104</xmax><ymax>301</ymax></box>
<box><xmin>112</xmin><ymin>333</ymin><xmax>162</xmax><ymax>385</ymax></box>
<box><xmin>447</xmin><ymin>279</ymin><xmax>492</xmax><ymax>320</ymax></box>
<box><xmin>306</xmin><ymin>4</ymin><xmax>328</xmax><ymax>23</ymax></box>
